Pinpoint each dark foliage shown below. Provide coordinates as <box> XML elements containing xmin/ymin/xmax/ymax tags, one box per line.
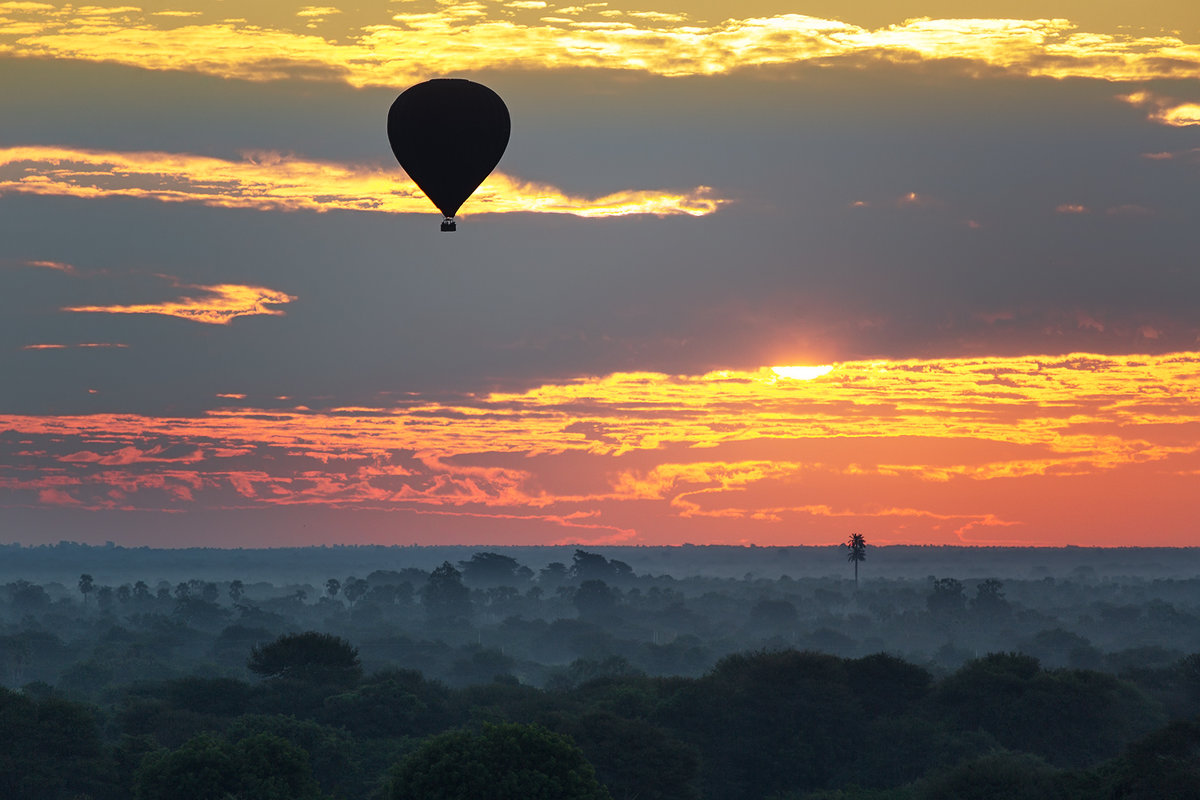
<box><xmin>247</xmin><ymin>631</ymin><xmax>361</xmax><ymax>685</ymax></box>
<box><xmin>389</xmin><ymin>722</ymin><xmax>611</xmax><ymax>800</ymax></box>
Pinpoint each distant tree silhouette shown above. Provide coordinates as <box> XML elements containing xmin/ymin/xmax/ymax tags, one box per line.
<box><xmin>971</xmin><ymin>578</ymin><xmax>1010</xmax><ymax>619</ymax></box>
<box><xmin>325</xmin><ymin>578</ymin><xmax>341</xmax><ymax>599</ymax></box>
<box><xmin>538</xmin><ymin>562</ymin><xmax>568</xmax><ymax>588</ymax></box>
<box><xmin>927</xmin><ymin>577</ymin><xmax>966</xmax><ymax>617</ymax></box>
<box><xmin>228</xmin><ymin>579</ymin><xmax>244</xmax><ymax>603</ymax></box>
<box><xmin>247</xmin><ymin>631</ymin><xmax>361</xmax><ymax>685</ymax></box>
<box><xmin>199</xmin><ymin>581</ymin><xmax>220</xmax><ymax>604</ymax></box>
<box><xmin>574</xmin><ymin>580</ymin><xmax>618</xmax><ymax>621</ymax></box>
<box><xmin>77</xmin><ymin>573</ymin><xmax>94</xmax><ymax>605</ymax></box>
<box><xmin>570</xmin><ymin>549</ymin><xmax>613</xmax><ymax>582</ymax></box>
<box><xmin>749</xmin><ymin>598</ymin><xmax>798</xmax><ymax>630</ymax></box>
<box><xmin>845</xmin><ymin>533</ymin><xmax>867</xmax><ymax>587</ymax></box>
<box><xmin>422</xmin><ymin>562</ymin><xmax>471</xmax><ymax>623</ymax></box>
<box><xmin>458</xmin><ymin>552</ymin><xmax>525</xmax><ymax>587</ymax></box>
<box><xmin>343</xmin><ymin>576</ymin><xmax>369</xmax><ymax>607</ymax></box>
<box><xmin>95</xmin><ymin>585</ymin><xmax>114</xmax><ymax>613</ymax></box>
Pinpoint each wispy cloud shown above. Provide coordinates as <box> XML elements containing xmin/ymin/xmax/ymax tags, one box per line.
<box><xmin>22</xmin><ymin>342</ymin><xmax>128</xmax><ymax>349</ymax></box>
<box><xmin>63</xmin><ymin>280</ymin><xmax>296</xmax><ymax>324</ymax></box>
<box><xmin>0</xmin><ymin>146</ymin><xmax>724</xmax><ymax>218</ymax></box>
<box><xmin>1119</xmin><ymin>90</ymin><xmax>1200</xmax><ymax>126</ymax></box>
<box><xmin>13</xmin><ymin>258</ymin><xmax>77</xmax><ymax>273</ymax></box>
<box><xmin>2</xmin><ymin>4</ymin><xmax>1199</xmax><ymax>85</ymax></box>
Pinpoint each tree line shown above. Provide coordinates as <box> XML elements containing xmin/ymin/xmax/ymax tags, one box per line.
<box><xmin>3</xmin><ymin>629</ymin><xmax>1198</xmax><ymax>798</ymax></box>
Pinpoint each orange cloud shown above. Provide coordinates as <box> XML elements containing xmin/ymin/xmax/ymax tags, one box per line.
<box><xmin>63</xmin><ymin>281</ymin><xmax>295</xmax><ymax>324</ymax></box>
<box><xmin>1</xmin><ymin>4</ymin><xmax>1199</xmax><ymax>85</ymax></box>
<box><xmin>59</xmin><ymin>445</ymin><xmax>204</xmax><ymax>465</ymax></box>
<box><xmin>23</xmin><ymin>342</ymin><xmax>127</xmax><ymax>349</ymax></box>
<box><xmin>0</xmin><ymin>146</ymin><xmax>724</xmax><ymax>218</ymax></box>
<box><xmin>3</xmin><ymin>352</ymin><xmax>1199</xmax><ymax>545</ymax></box>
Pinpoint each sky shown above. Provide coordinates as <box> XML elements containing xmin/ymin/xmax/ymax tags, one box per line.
<box><xmin>1</xmin><ymin>1</ymin><xmax>1199</xmax><ymax>548</ymax></box>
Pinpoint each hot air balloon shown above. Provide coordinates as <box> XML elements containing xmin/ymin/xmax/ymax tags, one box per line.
<box><xmin>387</xmin><ymin>79</ymin><xmax>511</xmax><ymax>232</ymax></box>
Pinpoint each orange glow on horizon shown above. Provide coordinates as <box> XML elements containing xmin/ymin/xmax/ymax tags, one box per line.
<box><xmin>2</xmin><ymin>352</ymin><xmax>1198</xmax><ymax>546</ymax></box>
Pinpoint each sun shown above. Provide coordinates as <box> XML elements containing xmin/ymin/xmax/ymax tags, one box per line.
<box><xmin>771</xmin><ymin>364</ymin><xmax>834</xmax><ymax>380</ymax></box>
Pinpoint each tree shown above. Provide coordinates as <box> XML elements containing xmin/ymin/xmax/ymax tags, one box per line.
<box><xmin>199</xmin><ymin>582</ymin><xmax>220</xmax><ymax>604</ymax></box>
<box><xmin>390</xmin><ymin>722</ymin><xmax>611</xmax><ymax>800</ymax></box>
<box><xmin>247</xmin><ymin>632</ymin><xmax>361</xmax><ymax>685</ymax></box>
<box><xmin>927</xmin><ymin>577</ymin><xmax>966</xmax><ymax>617</ymax></box>
<box><xmin>96</xmin><ymin>585</ymin><xmax>115</xmax><ymax>613</ymax></box>
<box><xmin>228</xmin><ymin>579</ymin><xmax>244</xmax><ymax>603</ymax></box>
<box><xmin>571</xmin><ymin>550</ymin><xmax>615</xmax><ymax>582</ymax></box>
<box><xmin>574</xmin><ymin>580</ymin><xmax>618</xmax><ymax>621</ymax></box>
<box><xmin>343</xmin><ymin>577</ymin><xmax>369</xmax><ymax>607</ymax></box>
<box><xmin>422</xmin><ymin>562</ymin><xmax>471</xmax><ymax>623</ymax></box>
<box><xmin>845</xmin><ymin>533</ymin><xmax>866</xmax><ymax>587</ymax></box>
<box><xmin>0</xmin><ymin>687</ymin><xmax>113</xmax><ymax>798</ymax></box>
<box><xmin>325</xmin><ymin>578</ymin><xmax>341</xmax><ymax>599</ymax></box>
<box><xmin>134</xmin><ymin>732</ymin><xmax>322</xmax><ymax>800</ymax></box>
<box><xmin>538</xmin><ymin>562</ymin><xmax>568</xmax><ymax>588</ymax></box>
<box><xmin>78</xmin><ymin>573</ymin><xmax>94</xmax><ymax>605</ymax></box>
<box><xmin>971</xmin><ymin>578</ymin><xmax>1010</xmax><ymax>619</ymax></box>
<box><xmin>458</xmin><ymin>552</ymin><xmax>526</xmax><ymax>587</ymax></box>
<box><xmin>748</xmin><ymin>598</ymin><xmax>798</xmax><ymax>630</ymax></box>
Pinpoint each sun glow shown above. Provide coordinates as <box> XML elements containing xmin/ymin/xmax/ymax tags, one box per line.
<box><xmin>771</xmin><ymin>365</ymin><xmax>835</xmax><ymax>381</ymax></box>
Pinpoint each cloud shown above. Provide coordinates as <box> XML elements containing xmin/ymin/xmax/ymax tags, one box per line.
<box><xmin>296</xmin><ymin>7</ymin><xmax>341</xmax><ymax>18</ymax></box>
<box><xmin>2</xmin><ymin>351</ymin><xmax>1198</xmax><ymax>544</ymax></box>
<box><xmin>2</xmin><ymin>4</ymin><xmax>1200</xmax><ymax>86</ymax></box>
<box><xmin>0</xmin><ymin>146</ymin><xmax>725</xmax><ymax>218</ymax></box>
<box><xmin>63</xmin><ymin>280</ymin><xmax>296</xmax><ymax>325</ymax></box>
<box><xmin>60</xmin><ymin>445</ymin><xmax>205</xmax><ymax>465</ymax></box>
<box><xmin>23</xmin><ymin>342</ymin><xmax>128</xmax><ymax>349</ymax></box>
<box><xmin>37</xmin><ymin>488</ymin><xmax>79</xmax><ymax>505</ymax></box>
<box><xmin>1119</xmin><ymin>90</ymin><xmax>1200</xmax><ymax>126</ymax></box>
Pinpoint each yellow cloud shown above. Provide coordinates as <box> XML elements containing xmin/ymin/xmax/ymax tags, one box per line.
<box><xmin>1</xmin><ymin>4</ymin><xmax>1199</xmax><ymax>85</ymax></box>
<box><xmin>297</xmin><ymin>6</ymin><xmax>341</xmax><ymax>18</ymax></box>
<box><xmin>63</xmin><ymin>282</ymin><xmax>296</xmax><ymax>324</ymax></box>
<box><xmin>0</xmin><ymin>146</ymin><xmax>724</xmax><ymax>217</ymax></box>
<box><xmin>1119</xmin><ymin>90</ymin><xmax>1200</xmax><ymax>126</ymax></box>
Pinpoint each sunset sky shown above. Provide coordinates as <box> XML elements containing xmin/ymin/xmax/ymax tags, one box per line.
<box><xmin>2</xmin><ymin>1</ymin><xmax>1199</xmax><ymax>547</ymax></box>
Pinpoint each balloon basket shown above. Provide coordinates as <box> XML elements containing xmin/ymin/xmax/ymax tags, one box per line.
<box><xmin>440</xmin><ymin>218</ymin><xmax>457</xmax><ymax>232</ymax></box>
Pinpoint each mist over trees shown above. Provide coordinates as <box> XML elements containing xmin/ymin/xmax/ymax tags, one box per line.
<box><xmin>3</xmin><ymin>542</ymin><xmax>1200</xmax><ymax>798</ymax></box>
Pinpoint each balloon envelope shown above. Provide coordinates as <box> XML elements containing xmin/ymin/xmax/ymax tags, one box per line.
<box><xmin>387</xmin><ymin>79</ymin><xmax>511</xmax><ymax>221</ymax></box>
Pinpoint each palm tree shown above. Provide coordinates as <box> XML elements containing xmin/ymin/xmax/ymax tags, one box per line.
<box><xmin>78</xmin><ymin>573</ymin><xmax>94</xmax><ymax>606</ymax></box>
<box><xmin>846</xmin><ymin>533</ymin><xmax>867</xmax><ymax>587</ymax></box>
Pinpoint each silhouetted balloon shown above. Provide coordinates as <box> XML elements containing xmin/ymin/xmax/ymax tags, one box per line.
<box><xmin>387</xmin><ymin>79</ymin><xmax>510</xmax><ymax>231</ymax></box>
